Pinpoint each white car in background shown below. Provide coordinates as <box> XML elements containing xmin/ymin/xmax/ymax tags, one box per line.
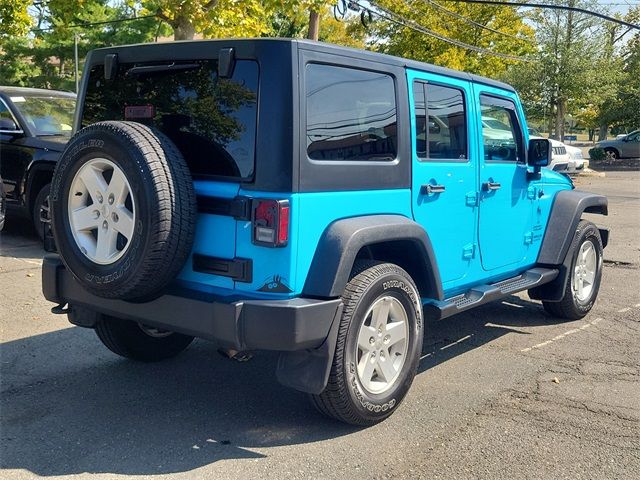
<box><xmin>564</xmin><ymin>144</ymin><xmax>586</xmax><ymax>173</ymax></box>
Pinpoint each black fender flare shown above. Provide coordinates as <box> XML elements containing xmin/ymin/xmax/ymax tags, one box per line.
<box><xmin>537</xmin><ymin>190</ymin><xmax>607</xmax><ymax>266</ymax></box>
<box><xmin>530</xmin><ymin>190</ymin><xmax>608</xmax><ymax>302</ymax></box>
<box><xmin>302</xmin><ymin>214</ymin><xmax>444</xmax><ymax>301</ymax></box>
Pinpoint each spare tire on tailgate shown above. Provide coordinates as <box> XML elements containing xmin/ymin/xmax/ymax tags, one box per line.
<box><xmin>50</xmin><ymin>121</ymin><xmax>196</xmax><ymax>301</ymax></box>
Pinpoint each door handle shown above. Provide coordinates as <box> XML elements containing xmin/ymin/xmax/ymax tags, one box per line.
<box><xmin>421</xmin><ymin>184</ymin><xmax>446</xmax><ymax>195</ymax></box>
<box><xmin>482</xmin><ymin>182</ymin><xmax>501</xmax><ymax>191</ymax></box>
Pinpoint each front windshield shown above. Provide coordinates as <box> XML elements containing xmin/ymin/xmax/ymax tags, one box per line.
<box><xmin>10</xmin><ymin>95</ymin><xmax>75</xmax><ymax>136</ymax></box>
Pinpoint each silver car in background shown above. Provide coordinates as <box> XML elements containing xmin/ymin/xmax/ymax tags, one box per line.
<box><xmin>596</xmin><ymin>130</ymin><xmax>640</xmax><ymax>159</ymax></box>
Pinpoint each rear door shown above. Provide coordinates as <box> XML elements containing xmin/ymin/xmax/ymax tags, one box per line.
<box><xmin>408</xmin><ymin>71</ymin><xmax>478</xmax><ymax>286</ymax></box>
<box><xmin>474</xmin><ymin>89</ymin><xmax>535</xmax><ymax>272</ymax></box>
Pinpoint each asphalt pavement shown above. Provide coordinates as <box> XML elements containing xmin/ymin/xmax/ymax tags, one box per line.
<box><xmin>1</xmin><ymin>171</ymin><xmax>638</xmax><ymax>479</ymax></box>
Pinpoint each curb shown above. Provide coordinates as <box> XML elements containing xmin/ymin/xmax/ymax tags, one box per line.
<box><xmin>575</xmin><ymin>168</ymin><xmax>606</xmax><ymax>178</ymax></box>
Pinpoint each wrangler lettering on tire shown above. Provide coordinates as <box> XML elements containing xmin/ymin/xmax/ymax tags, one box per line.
<box><xmin>50</xmin><ymin>121</ymin><xmax>196</xmax><ymax>301</ymax></box>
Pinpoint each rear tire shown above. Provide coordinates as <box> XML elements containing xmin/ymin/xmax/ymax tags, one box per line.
<box><xmin>95</xmin><ymin>315</ymin><xmax>194</xmax><ymax>362</ymax></box>
<box><xmin>543</xmin><ymin>220</ymin><xmax>603</xmax><ymax>320</ymax></box>
<box><xmin>311</xmin><ymin>261</ymin><xmax>424</xmax><ymax>426</ymax></box>
<box><xmin>32</xmin><ymin>183</ymin><xmax>50</xmax><ymax>241</ymax></box>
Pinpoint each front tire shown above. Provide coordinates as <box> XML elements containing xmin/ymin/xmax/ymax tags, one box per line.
<box><xmin>543</xmin><ymin>220</ymin><xmax>603</xmax><ymax>320</ymax></box>
<box><xmin>311</xmin><ymin>261</ymin><xmax>424</xmax><ymax>426</ymax></box>
<box><xmin>95</xmin><ymin>315</ymin><xmax>194</xmax><ymax>362</ymax></box>
<box><xmin>32</xmin><ymin>183</ymin><xmax>51</xmax><ymax>241</ymax></box>
<box><xmin>604</xmin><ymin>147</ymin><xmax>619</xmax><ymax>160</ymax></box>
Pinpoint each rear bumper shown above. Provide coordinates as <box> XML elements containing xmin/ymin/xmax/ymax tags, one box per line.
<box><xmin>42</xmin><ymin>254</ymin><xmax>342</xmax><ymax>352</ymax></box>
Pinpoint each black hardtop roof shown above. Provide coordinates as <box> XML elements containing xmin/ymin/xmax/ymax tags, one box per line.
<box><xmin>88</xmin><ymin>38</ymin><xmax>515</xmax><ymax>93</ymax></box>
<box><xmin>0</xmin><ymin>86</ymin><xmax>76</xmax><ymax>98</ymax></box>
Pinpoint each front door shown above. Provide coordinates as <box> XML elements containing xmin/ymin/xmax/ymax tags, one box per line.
<box><xmin>475</xmin><ymin>90</ymin><xmax>535</xmax><ymax>272</ymax></box>
<box><xmin>409</xmin><ymin>71</ymin><xmax>477</xmax><ymax>287</ymax></box>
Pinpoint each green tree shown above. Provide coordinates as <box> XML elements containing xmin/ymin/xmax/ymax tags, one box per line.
<box><xmin>0</xmin><ymin>0</ymin><xmax>31</xmax><ymax>37</ymax></box>
<box><xmin>267</xmin><ymin>5</ymin><xmax>366</xmax><ymax>49</ymax></box>
<box><xmin>147</xmin><ymin>0</ymin><xmax>271</xmax><ymax>40</ymax></box>
<box><xmin>0</xmin><ymin>1</ymin><xmax>164</xmax><ymax>90</ymax></box>
<box><xmin>504</xmin><ymin>0</ymin><xmax>625</xmax><ymax>141</ymax></box>
<box><xmin>367</xmin><ymin>0</ymin><xmax>535</xmax><ymax>78</ymax></box>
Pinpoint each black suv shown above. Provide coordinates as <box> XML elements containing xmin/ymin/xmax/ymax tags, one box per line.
<box><xmin>0</xmin><ymin>87</ymin><xmax>76</xmax><ymax>237</ymax></box>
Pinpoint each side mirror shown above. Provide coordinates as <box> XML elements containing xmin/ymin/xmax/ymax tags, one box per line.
<box><xmin>528</xmin><ymin>138</ymin><xmax>551</xmax><ymax>167</ymax></box>
<box><xmin>0</xmin><ymin>117</ymin><xmax>22</xmax><ymax>134</ymax></box>
<box><xmin>527</xmin><ymin>138</ymin><xmax>551</xmax><ymax>181</ymax></box>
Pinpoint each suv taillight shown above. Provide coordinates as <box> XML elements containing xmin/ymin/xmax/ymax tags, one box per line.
<box><xmin>252</xmin><ymin>199</ymin><xmax>289</xmax><ymax>247</ymax></box>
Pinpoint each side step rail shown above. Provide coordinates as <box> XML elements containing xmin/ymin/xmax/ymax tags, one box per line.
<box><xmin>424</xmin><ymin>268</ymin><xmax>559</xmax><ymax>321</ymax></box>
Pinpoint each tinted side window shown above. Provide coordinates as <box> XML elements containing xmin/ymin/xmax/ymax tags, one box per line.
<box><xmin>306</xmin><ymin>64</ymin><xmax>397</xmax><ymax>162</ymax></box>
<box><xmin>480</xmin><ymin>95</ymin><xmax>524</xmax><ymax>162</ymax></box>
<box><xmin>425</xmin><ymin>84</ymin><xmax>467</xmax><ymax>160</ymax></box>
<box><xmin>413</xmin><ymin>82</ymin><xmax>427</xmax><ymax>159</ymax></box>
<box><xmin>83</xmin><ymin>60</ymin><xmax>258</xmax><ymax>179</ymax></box>
<box><xmin>412</xmin><ymin>83</ymin><xmax>467</xmax><ymax>161</ymax></box>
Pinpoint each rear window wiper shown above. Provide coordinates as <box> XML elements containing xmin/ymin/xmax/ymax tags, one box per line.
<box><xmin>125</xmin><ymin>63</ymin><xmax>202</xmax><ymax>77</ymax></box>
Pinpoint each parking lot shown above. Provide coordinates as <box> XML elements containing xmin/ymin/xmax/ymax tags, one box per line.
<box><xmin>1</xmin><ymin>171</ymin><xmax>638</xmax><ymax>479</ymax></box>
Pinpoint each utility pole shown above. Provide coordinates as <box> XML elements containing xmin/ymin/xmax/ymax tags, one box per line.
<box><xmin>74</xmin><ymin>33</ymin><xmax>79</xmax><ymax>93</ymax></box>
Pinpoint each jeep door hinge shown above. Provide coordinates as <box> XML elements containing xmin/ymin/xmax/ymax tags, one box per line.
<box><xmin>527</xmin><ymin>186</ymin><xmax>537</xmax><ymax>200</ymax></box>
<box><xmin>524</xmin><ymin>231</ymin><xmax>533</xmax><ymax>244</ymax></box>
<box><xmin>462</xmin><ymin>243</ymin><xmax>476</xmax><ymax>259</ymax></box>
<box><xmin>465</xmin><ymin>191</ymin><xmax>478</xmax><ymax>207</ymax></box>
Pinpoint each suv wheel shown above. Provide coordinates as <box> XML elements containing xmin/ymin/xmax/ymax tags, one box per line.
<box><xmin>32</xmin><ymin>183</ymin><xmax>51</xmax><ymax>240</ymax></box>
<box><xmin>50</xmin><ymin>121</ymin><xmax>196</xmax><ymax>300</ymax></box>
<box><xmin>95</xmin><ymin>314</ymin><xmax>194</xmax><ymax>362</ymax></box>
<box><xmin>311</xmin><ymin>261</ymin><xmax>424</xmax><ymax>426</ymax></box>
<box><xmin>543</xmin><ymin>220</ymin><xmax>603</xmax><ymax>320</ymax></box>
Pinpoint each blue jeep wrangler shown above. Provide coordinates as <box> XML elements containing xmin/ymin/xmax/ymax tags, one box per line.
<box><xmin>42</xmin><ymin>39</ymin><xmax>608</xmax><ymax>426</ymax></box>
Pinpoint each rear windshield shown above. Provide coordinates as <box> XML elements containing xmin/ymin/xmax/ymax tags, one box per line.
<box><xmin>82</xmin><ymin>59</ymin><xmax>258</xmax><ymax>179</ymax></box>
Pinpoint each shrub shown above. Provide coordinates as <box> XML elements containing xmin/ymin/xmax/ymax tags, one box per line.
<box><xmin>588</xmin><ymin>147</ymin><xmax>606</xmax><ymax>161</ymax></box>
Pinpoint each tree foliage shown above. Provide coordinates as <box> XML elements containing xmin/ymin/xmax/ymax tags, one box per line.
<box><xmin>504</xmin><ymin>2</ymin><xmax>639</xmax><ymax>139</ymax></box>
<box><xmin>368</xmin><ymin>0</ymin><xmax>535</xmax><ymax>77</ymax></box>
<box><xmin>148</xmin><ymin>0</ymin><xmax>270</xmax><ymax>40</ymax></box>
<box><xmin>0</xmin><ymin>0</ymin><xmax>32</xmax><ymax>37</ymax></box>
<box><xmin>1</xmin><ymin>0</ymin><xmax>637</xmax><ymax>134</ymax></box>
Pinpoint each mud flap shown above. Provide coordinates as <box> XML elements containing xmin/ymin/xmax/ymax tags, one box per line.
<box><xmin>275</xmin><ymin>303</ymin><xmax>343</xmax><ymax>394</ymax></box>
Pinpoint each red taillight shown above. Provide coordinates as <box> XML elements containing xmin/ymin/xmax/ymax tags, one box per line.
<box><xmin>252</xmin><ymin>199</ymin><xmax>289</xmax><ymax>247</ymax></box>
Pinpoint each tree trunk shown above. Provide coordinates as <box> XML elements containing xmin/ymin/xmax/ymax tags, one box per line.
<box><xmin>547</xmin><ymin>100</ymin><xmax>556</xmax><ymax>138</ymax></box>
<box><xmin>588</xmin><ymin>129</ymin><xmax>594</xmax><ymax>142</ymax></box>
<box><xmin>598</xmin><ymin>124</ymin><xmax>608</xmax><ymax>141</ymax></box>
<box><xmin>173</xmin><ymin>15</ymin><xmax>196</xmax><ymax>40</ymax></box>
<box><xmin>555</xmin><ymin>97</ymin><xmax>566</xmax><ymax>142</ymax></box>
<box><xmin>307</xmin><ymin>10</ymin><xmax>320</xmax><ymax>41</ymax></box>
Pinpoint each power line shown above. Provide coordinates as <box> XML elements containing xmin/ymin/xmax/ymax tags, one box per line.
<box><xmin>420</xmin><ymin>0</ymin><xmax>536</xmax><ymax>44</ymax></box>
<box><xmin>30</xmin><ymin>14</ymin><xmax>157</xmax><ymax>33</ymax></box>
<box><xmin>437</xmin><ymin>0</ymin><xmax>640</xmax><ymax>29</ymax></box>
<box><xmin>362</xmin><ymin>1</ymin><xmax>533</xmax><ymax>61</ymax></box>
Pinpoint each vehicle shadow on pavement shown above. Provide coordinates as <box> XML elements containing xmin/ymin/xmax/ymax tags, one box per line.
<box><xmin>0</xmin><ymin>327</ymin><xmax>357</xmax><ymax>476</ymax></box>
<box><xmin>0</xmin><ymin>294</ymin><xmax>557</xmax><ymax>477</ymax></box>
<box><xmin>418</xmin><ymin>295</ymin><xmax>554</xmax><ymax>374</ymax></box>
<box><xmin>0</xmin><ymin>218</ymin><xmax>43</xmax><ymax>260</ymax></box>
